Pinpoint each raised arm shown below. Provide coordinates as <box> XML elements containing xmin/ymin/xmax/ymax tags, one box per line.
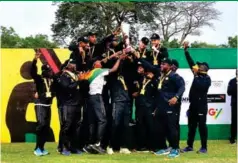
<box><xmin>139</xmin><ymin>58</ymin><xmax>160</xmax><ymax>75</ymax></box>
<box><xmin>99</xmin><ymin>26</ymin><xmax>122</xmax><ymax>48</ymax></box>
<box><xmin>183</xmin><ymin>42</ymin><xmax>198</xmax><ymax>74</ymax></box>
<box><xmin>30</xmin><ymin>51</ymin><xmax>41</xmax><ymax>80</ymax></box>
<box><xmin>109</xmin><ymin>54</ymin><xmax>126</xmax><ymax>74</ymax></box>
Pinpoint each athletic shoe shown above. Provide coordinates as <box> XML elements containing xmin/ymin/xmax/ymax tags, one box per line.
<box><xmin>119</xmin><ymin>148</ymin><xmax>131</xmax><ymax>154</ymax></box>
<box><xmin>129</xmin><ymin>120</ymin><xmax>136</xmax><ymax>126</ymax></box>
<box><xmin>107</xmin><ymin>147</ymin><xmax>114</xmax><ymax>155</ymax></box>
<box><xmin>91</xmin><ymin>144</ymin><xmax>106</xmax><ymax>154</ymax></box>
<box><xmin>83</xmin><ymin>145</ymin><xmax>94</xmax><ymax>154</ymax></box>
<box><xmin>165</xmin><ymin>147</ymin><xmax>172</xmax><ymax>153</ymax></box>
<box><xmin>57</xmin><ymin>148</ymin><xmax>62</xmax><ymax>153</ymax></box>
<box><xmin>182</xmin><ymin>146</ymin><xmax>193</xmax><ymax>152</ymax></box>
<box><xmin>42</xmin><ymin>149</ymin><xmax>49</xmax><ymax>156</ymax></box>
<box><xmin>154</xmin><ymin>149</ymin><xmax>170</xmax><ymax>156</ymax></box>
<box><xmin>197</xmin><ymin>148</ymin><xmax>207</xmax><ymax>154</ymax></box>
<box><xmin>61</xmin><ymin>149</ymin><xmax>71</xmax><ymax>156</ymax></box>
<box><xmin>72</xmin><ymin>149</ymin><xmax>83</xmax><ymax>155</ymax></box>
<box><xmin>168</xmin><ymin>149</ymin><xmax>180</xmax><ymax>158</ymax></box>
<box><xmin>34</xmin><ymin>148</ymin><xmax>43</xmax><ymax>156</ymax></box>
<box><xmin>136</xmin><ymin>148</ymin><xmax>150</xmax><ymax>153</ymax></box>
<box><xmin>230</xmin><ymin>138</ymin><xmax>236</xmax><ymax>144</ymax></box>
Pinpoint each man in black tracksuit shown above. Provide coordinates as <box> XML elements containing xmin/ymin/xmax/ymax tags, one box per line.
<box><xmin>59</xmin><ymin>59</ymin><xmax>83</xmax><ymax>156</ymax></box>
<box><xmin>132</xmin><ymin>62</ymin><xmax>157</xmax><ymax>151</ymax></box>
<box><xmin>182</xmin><ymin>42</ymin><xmax>211</xmax><ymax>154</ymax></box>
<box><xmin>55</xmin><ymin>60</ymin><xmax>71</xmax><ymax>153</ymax></box>
<box><xmin>227</xmin><ymin>70</ymin><xmax>237</xmax><ymax>144</ymax></box>
<box><xmin>171</xmin><ymin>59</ymin><xmax>185</xmax><ymax>150</ymax></box>
<box><xmin>154</xmin><ymin>58</ymin><xmax>185</xmax><ymax>158</ymax></box>
<box><xmin>108</xmin><ymin>60</ymin><xmax>132</xmax><ymax>154</ymax></box>
<box><xmin>100</xmin><ymin>39</ymin><xmax>124</xmax><ymax>150</ymax></box>
<box><xmin>30</xmin><ymin>52</ymin><xmax>55</xmax><ymax>156</ymax></box>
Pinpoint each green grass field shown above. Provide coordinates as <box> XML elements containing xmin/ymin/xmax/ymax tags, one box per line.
<box><xmin>1</xmin><ymin>141</ymin><xmax>237</xmax><ymax>163</ymax></box>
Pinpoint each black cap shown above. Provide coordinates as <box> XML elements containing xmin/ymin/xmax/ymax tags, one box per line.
<box><xmin>171</xmin><ymin>59</ymin><xmax>179</xmax><ymax>68</ymax></box>
<box><xmin>150</xmin><ymin>33</ymin><xmax>160</xmax><ymax>40</ymax></box>
<box><xmin>77</xmin><ymin>36</ymin><xmax>89</xmax><ymax>43</ymax></box>
<box><xmin>197</xmin><ymin>62</ymin><xmax>209</xmax><ymax>71</ymax></box>
<box><xmin>41</xmin><ymin>64</ymin><xmax>51</xmax><ymax>72</ymax></box>
<box><xmin>141</xmin><ymin>37</ymin><xmax>149</xmax><ymax>45</ymax></box>
<box><xmin>161</xmin><ymin>58</ymin><xmax>172</xmax><ymax>65</ymax></box>
<box><xmin>88</xmin><ymin>32</ymin><xmax>97</xmax><ymax>36</ymax></box>
<box><xmin>137</xmin><ymin>61</ymin><xmax>147</xmax><ymax>71</ymax></box>
<box><xmin>137</xmin><ymin>61</ymin><xmax>142</xmax><ymax>65</ymax></box>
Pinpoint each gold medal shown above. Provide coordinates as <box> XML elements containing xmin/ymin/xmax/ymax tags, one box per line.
<box><xmin>44</xmin><ymin>78</ymin><xmax>52</xmax><ymax>98</ymax></box>
<box><xmin>158</xmin><ymin>71</ymin><xmax>171</xmax><ymax>89</ymax></box>
<box><xmin>153</xmin><ymin>60</ymin><xmax>158</xmax><ymax>65</ymax></box>
<box><xmin>141</xmin><ymin>49</ymin><xmax>146</xmax><ymax>58</ymax></box>
<box><xmin>140</xmin><ymin>78</ymin><xmax>151</xmax><ymax>95</ymax></box>
<box><xmin>118</xmin><ymin>75</ymin><xmax>128</xmax><ymax>90</ymax></box>
<box><xmin>46</xmin><ymin>92</ymin><xmax>52</xmax><ymax>98</ymax></box>
<box><xmin>152</xmin><ymin>47</ymin><xmax>159</xmax><ymax>65</ymax></box>
<box><xmin>140</xmin><ymin>89</ymin><xmax>145</xmax><ymax>95</ymax></box>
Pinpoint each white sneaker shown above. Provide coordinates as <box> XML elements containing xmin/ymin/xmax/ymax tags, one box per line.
<box><xmin>119</xmin><ymin>148</ymin><xmax>131</xmax><ymax>154</ymax></box>
<box><xmin>107</xmin><ymin>147</ymin><xmax>114</xmax><ymax>155</ymax></box>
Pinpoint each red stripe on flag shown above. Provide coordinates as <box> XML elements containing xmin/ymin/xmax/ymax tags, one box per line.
<box><xmin>40</xmin><ymin>48</ymin><xmax>59</xmax><ymax>74</ymax></box>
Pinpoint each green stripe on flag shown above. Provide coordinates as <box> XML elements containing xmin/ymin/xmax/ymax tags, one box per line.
<box><xmin>88</xmin><ymin>68</ymin><xmax>106</xmax><ymax>83</ymax></box>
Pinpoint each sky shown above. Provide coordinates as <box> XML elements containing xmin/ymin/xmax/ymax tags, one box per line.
<box><xmin>0</xmin><ymin>1</ymin><xmax>237</xmax><ymax>45</ymax></box>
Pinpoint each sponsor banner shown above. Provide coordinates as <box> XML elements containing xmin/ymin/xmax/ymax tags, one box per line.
<box><xmin>207</xmin><ymin>94</ymin><xmax>226</xmax><ymax>103</ymax></box>
<box><xmin>181</xmin><ymin>94</ymin><xmax>226</xmax><ymax>103</ymax></box>
<box><xmin>177</xmin><ymin>69</ymin><xmax>235</xmax><ymax>125</ymax></box>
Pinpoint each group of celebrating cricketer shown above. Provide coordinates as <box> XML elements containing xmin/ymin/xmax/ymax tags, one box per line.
<box><xmin>30</xmin><ymin>26</ymin><xmax>237</xmax><ymax>158</ymax></box>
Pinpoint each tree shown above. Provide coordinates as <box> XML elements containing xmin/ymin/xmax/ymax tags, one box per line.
<box><xmin>162</xmin><ymin>39</ymin><xmax>180</xmax><ymax>48</ymax></box>
<box><xmin>141</xmin><ymin>2</ymin><xmax>221</xmax><ymax>44</ymax></box>
<box><xmin>1</xmin><ymin>26</ymin><xmax>58</xmax><ymax>48</ymax></box>
<box><xmin>51</xmin><ymin>2</ymin><xmax>161</xmax><ymax>45</ymax></box>
<box><xmin>218</xmin><ymin>44</ymin><xmax>229</xmax><ymax>48</ymax></box>
<box><xmin>20</xmin><ymin>34</ymin><xmax>58</xmax><ymax>48</ymax></box>
<box><xmin>1</xmin><ymin>26</ymin><xmax>22</xmax><ymax>48</ymax></box>
<box><xmin>228</xmin><ymin>35</ymin><xmax>237</xmax><ymax>48</ymax></box>
<box><xmin>190</xmin><ymin>41</ymin><xmax>218</xmax><ymax>48</ymax></box>
<box><xmin>52</xmin><ymin>2</ymin><xmax>220</xmax><ymax>46</ymax></box>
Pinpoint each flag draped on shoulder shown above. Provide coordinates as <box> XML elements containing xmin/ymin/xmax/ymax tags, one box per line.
<box><xmin>84</xmin><ymin>68</ymin><xmax>107</xmax><ymax>83</ymax></box>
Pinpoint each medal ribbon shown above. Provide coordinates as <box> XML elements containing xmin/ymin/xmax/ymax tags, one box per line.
<box><xmin>158</xmin><ymin>70</ymin><xmax>171</xmax><ymax>89</ymax></box>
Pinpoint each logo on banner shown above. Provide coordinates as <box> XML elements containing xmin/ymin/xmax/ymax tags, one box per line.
<box><xmin>212</xmin><ymin>81</ymin><xmax>223</xmax><ymax>88</ymax></box>
<box><xmin>182</xmin><ymin>97</ymin><xmax>189</xmax><ymax>103</ymax></box>
<box><xmin>207</xmin><ymin>94</ymin><xmax>226</xmax><ymax>103</ymax></box>
<box><xmin>208</xmin><ymin>108</ymin><xmax>222</xmax><ymax>119</ymax></box>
